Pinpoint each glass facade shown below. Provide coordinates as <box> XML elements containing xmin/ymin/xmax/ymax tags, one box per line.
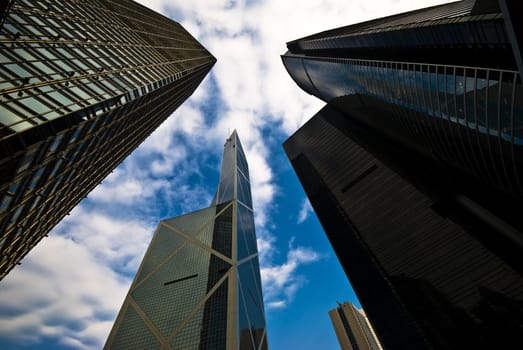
<box><xmin>0</xmin><ymin>0</ymin><xmax>216</xmax><ymax>279</ymax></box>
<box><xmin>282</xmin><ymin>55</ymin><xmax>523</xmax><ymax>198</ymax></box>
<box><xmin>282</xmin><ymin>0</ymin><xmax>523</xmax><ymax>200</ymax></box>
<box><xmin>106</xmin><ymin>131</ymin><xmax>267</xmax><ymax>350</ymax></box>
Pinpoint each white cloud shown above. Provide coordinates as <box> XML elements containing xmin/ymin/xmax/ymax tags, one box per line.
<box><xmin>0</xmin><ymin>235</ymin><xmax>131</xmax><ymax>349</ymax></box>
<box><xmin>54</xmin><ymin>207</ymin><xmax>154</xmax><ymax>273</ymax></box>
<box><xmin>297</xmin><ymin>198</ymin><xmax>313</xmax><ymax>224</ymax></box>
<box><xmin>267</xmin><ymin>300</ymin><xmax>286</xmax><ymax>309</ymax></box>
<box><xmin>261</xmin><ymin>243</ymin><xmax>322</xmax><ymax>309</ymax></box>
<box><xmin>150</xmin><ymin>145</ymin><xmax>187</xmax><ymax>175</ymax></box>
<box><xmin>89</xmin><ymin>173</ymin><xmax>146</xmax><ymax>203</ymax></box>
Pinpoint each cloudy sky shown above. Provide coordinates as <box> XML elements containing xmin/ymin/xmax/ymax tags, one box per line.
<box><xmin>0</xmin><ymin>0</ymin><xmax>450</xmax><ymax>349</ymax></box>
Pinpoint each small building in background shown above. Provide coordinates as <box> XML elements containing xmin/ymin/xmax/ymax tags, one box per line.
<box><xmin>329</xmin><ymin>302</ymin><xmax>383</xmax><ymax>350</ymax></box>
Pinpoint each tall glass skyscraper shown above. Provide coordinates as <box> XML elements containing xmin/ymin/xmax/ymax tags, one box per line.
<box><xmin>283</xmin><ymin>0</ymin><xmax>523</xmax><ymax>199</ymax></box>
<box><xmin>105</xmin><ymin>131</ymin><xmax>268</xmax><ymax>350</ymax></box>
<box><xmin>0</xmin><ymin>0</ymin><xmax>215</xmax><ymax>279</ymax></box>
<box><xmin>283</xmin><ymin>1</ymin><xmax>523</xmax><ymax>349</ymax></box>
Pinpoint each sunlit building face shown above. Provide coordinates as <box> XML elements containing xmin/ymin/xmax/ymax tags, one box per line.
<box><xmin>0</xmin><ymin>0</ymin><xmax>215</xmax><ymax>279</ymax></box>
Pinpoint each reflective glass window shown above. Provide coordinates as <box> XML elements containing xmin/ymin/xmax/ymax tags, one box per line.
<box><xmin>237</xmin><ymin>204</ymin><xmax>257</xmax><ymax>260</ymax></box>
<box><xmin>237</xmin><ymin>172</ymin><xmax>252</xmax><ymax>209</ymax></box>
<box><xmin>282</xmin><ymin>56</ymin><xmax>317</xmax><ymax>96</ymax></box>
<box><xmin>0</xmin><ymin>105</ymin><xmax>25</xmax><ymax>128</ymax></box>
<box><xmin>0</xmin><ymin>195</ymin><xmax>13</xmax><ymax>214</ymax></box>
<box><xmin>238</xmin><ymin>259</ymin><xmax>266</xmax><ymax>349</ymax></box>
<box><xmin>303</xmin><ymin>59</ymin><xmax>359</xmax><ymax>102</ymax></box>
<box><xmin>27</xmin><ymin>166</ymin><xmax>46</xmax><ymax>191</ymax></box>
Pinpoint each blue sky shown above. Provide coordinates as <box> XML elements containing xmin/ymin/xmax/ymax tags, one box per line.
<box><xmin>0</xmin><ymin>0</ymin><xmax>450</xmax><ymax>349</ymax></box>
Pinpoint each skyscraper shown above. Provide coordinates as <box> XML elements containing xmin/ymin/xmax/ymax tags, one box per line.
<box><xmin>329</xmin><ymin>302</ymin><xmax>382</xmax><ymax>350</ymax></box>
<box><xmin>283</xmin><ymin>1</ymin><xmax>523</xmax><ymax>349</ymax></box>
<box><xmin>105</xmin><ymin>131</ymin><xmax>268</xmax><ymax>350</ymax></box>
<box><xmin>0</xmin><ymin>0</ymin><xmax>215</xmax><ymax>279</ymax></box>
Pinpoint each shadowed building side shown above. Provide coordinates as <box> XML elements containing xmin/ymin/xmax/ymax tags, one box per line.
<box><xmin>0</xmin><ymin>0</ymin><xmax>216</xmax><ymax>279</ymax></box>
<box><xmin>282</xmin><ymin>1</ymin><xmax>523</xmax><ymax>349</ymax></box>
<box><xmin>282</xmin><ymin>0</ymin><xmax>523</xmax><ymax>205</ymax></box>
<box><xmin>284</xmin><ymin>103</ymin><xmax>523</xmax><ymax>350</ymax></box>
<box><xmin>105</xmin><ymin>131</ymin><xmax>268</xmax><ymax>350</ymax></box>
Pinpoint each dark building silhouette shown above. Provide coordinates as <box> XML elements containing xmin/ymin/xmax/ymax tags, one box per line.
<box><xmin>0</xmin><ymin>0</ymin><xmax>215</xmax><ymax>279</ymax></box>
<box><xmin>282</xmin><ymin>1</ymin><xmax>523</xmax><ymax>349</ymax></box>
<box><xmin>105</xmin><ymin>131</ymin><xmax>268</xmax><ymax>350</ymax></box>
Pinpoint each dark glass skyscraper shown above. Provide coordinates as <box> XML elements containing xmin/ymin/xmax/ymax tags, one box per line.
<box><xmin>0</xmin><ymin>0</ymin><xmax>215</xmax><ymax>279</ymax></box>
<box><xmin>105</xmin><ymin>131</ymin><xmax>268</xmax><ymax>350</ymax></box>
<box><xmin>283</xmin><ymin>1</ymin><xmax>523</xmax><ymax>349</ymax></box>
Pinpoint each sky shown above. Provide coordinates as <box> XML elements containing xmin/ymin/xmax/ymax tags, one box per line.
<box><xmin>0</xmin><ymin>0</ymin><xmax>451</xmax><ymax>349</ymax></box>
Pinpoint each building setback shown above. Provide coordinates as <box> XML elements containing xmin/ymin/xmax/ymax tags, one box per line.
<box><xmin>0</xmin><ymin>0</ymin><xmax>215</xmax><ymax>279</ymax></box>
<box><xmin>105</xmin><ymin>131</ymin><xmax>268</xmax><ymax>350</ymax></box>
<box><xmin>283</xmin><ymin>1</ymin><xmax>523</xmax><ymax>349</ymax></box>
<box><xmin>329</xmin><ymin>302</ymin><xmax>382</xmax><ymax>350</ymax></box>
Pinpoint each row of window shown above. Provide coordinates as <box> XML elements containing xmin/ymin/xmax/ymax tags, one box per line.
<box><xmin>0</xmin><ymin>75</ymin><xmax>201</xmax><ymax>276</ymax></box>
<box><xmin>284</xmin><ymin>54</ymin><xmax>523</xmax><ymax>196</ymax></box>
<box><xmin>1</xmin><ymin>0</ymin><xmax>211</xmax><ymax>134</ymax></box>
<box><xmin>15</xmin><ymin>0</ymin><xmax>201</xmax><ymax>49</ymax></box>
<box><xmin>302</xmin><ymin>13</ymin><xmax>506</xmax><ymax>51</ymax></box>
<box><xmin>103</xmin><ymin>0</ymin><xmax>202</xmax><ymax>47</ymax></box>
<box><xmin>0</xmin><ymin>108</ymin><xmax>121</xmax><ymax>241</ymax></box>
<box><xmin>0</xmin><ymin>49</ymin><xmax>211</xmax><ymax>134</ymax></box>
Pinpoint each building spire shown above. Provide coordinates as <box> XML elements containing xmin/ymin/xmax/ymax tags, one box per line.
<box><xmin>212</xmin><ymin>130</ymin><xmax>252</xmax><ymax>208</ymax></box>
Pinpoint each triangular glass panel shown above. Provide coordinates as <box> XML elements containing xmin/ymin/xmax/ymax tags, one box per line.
<box><xmin>135</xmin><ymin>224</ymin><xmax>186</xmax><ymax>284</ymax></box>
<box><xmin>163</xmin><ymin>206</ymin><xmax>216</xmax><ymax>239</ymax></box>
<box><xmin>169</xmin><ymin>277</ymin><xmax>229</xmax><ymax>350</ymax></box>
<box><xmin>196</xmin><ymin>277</ymin><xmax>229</xmax><ymax>350</ymax></box>
<box><xmin>217</xmin><ymin>174</ymin><xmax>234</xmax><ymax>205</ymax></box>
<box><xmin>205</xmin><ymin>254</ymin><xmax>231</xmax><ymax>291</ymax></box>
<box><xmin>194</xmin><ymin>218</ymin><xmax>215</xmax><ymax>249</ymax></box>
<box><xmin>130</xmin><ymin>238</ymin><xmax>232</xmax><ymax>339</ymax></box>
<box><xmin>131</xmin><ymin>240</ymin><xmax>213</xmax><ymax>337</ymax></box>
<box><xmin>238</xmin><ymin>258</ymin><xmax>266</xmax><ymax>350</ymax></box>
<box><xmin>238</xmin><ymin>278</ymin><xmax>255</xmax><ymax>350</ymax></box>
<box><xmin>107</xmin><ymin>304</ymin><xmax>161</xmax><ymax>349</ymax></box>
<box><xmin>169</xmin><ymin>300</ymin><xmax>206</xmax><ymax>350</ymax></box>
<box><xmin>237</xmin><ymin>145</ymin><xmax>250</xmax><ymax>180</ymax></box>
<box><xmin>247</xmin><ymin>257</ymin><xmax>265</xmax><ymax>316</ymax></box>
<box><xmin>237</xmin><ymin>171</ymin><xmax>252</xmax><ymax>209</ymax></box>
<box><xmin>237</xmin><ymin>203</ymin><xmax>257</xmax><ymax>260</ymax></box>
<box><xmin>206</xmin><ymin>202</ymin><xmax>233</xmax><ymax>258</ymax></box>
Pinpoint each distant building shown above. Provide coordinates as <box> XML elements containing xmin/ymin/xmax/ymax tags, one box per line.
<box><xmin>105</xmin><ymin>131</ymin><xmax>268</xmax><ymax>350</ymax></box>
<box><xmin>283</xmin><ymin>1</ymin><xmax>523</xmax><ymax>349</ymax></box>
<box><xmin>0</xmin><ymin>0</ymin><xmax>215</xmax><ymax>279</ymax></box>
<box><xmin>329</xmin><ymin>302</ymin><xmax>382</xmax><ymax>350</ymax></box>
